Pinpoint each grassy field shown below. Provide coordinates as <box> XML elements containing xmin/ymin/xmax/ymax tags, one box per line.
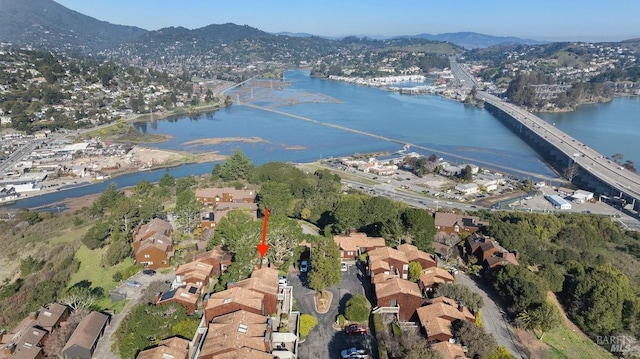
<box><xmin>68</xmin><ymin>245</ymin><xmax>135</xmax><ymax>292</ymax></box>
<box><xmin>542</xmin><ymin>326</ymin><xmax>614</xmax><ymax>359</ymax></box>
<box><xmin>48</xmin><ymin>224</ymin><xmax>92</xmax><ymax>245</ymax></box>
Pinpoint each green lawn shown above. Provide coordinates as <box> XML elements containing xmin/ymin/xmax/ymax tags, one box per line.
<box><xmin>542</xmin><ymin>326</ymin><xmax>614</xmax><ymax>359</ymax></box>
<box><xmin>49</xmin><ymin>225</ymin><xmax>92</xmax><ymax>245</ymax></box>
<box><xmin>68</xmin><ymin>245</ymin><xmax>135</xmax><ymax>293</ymax></box>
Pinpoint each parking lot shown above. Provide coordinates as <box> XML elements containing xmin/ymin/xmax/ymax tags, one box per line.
<box><xmin>291</xmin><ymin>262</ymin><xmax>377</xmax><ymax>359</ymax></box>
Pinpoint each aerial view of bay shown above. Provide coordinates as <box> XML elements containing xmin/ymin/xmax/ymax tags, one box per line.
<box><xmin>137</xmin><ymin>70</ymin><xmax>556</xmax><ymax>177</ymax></box>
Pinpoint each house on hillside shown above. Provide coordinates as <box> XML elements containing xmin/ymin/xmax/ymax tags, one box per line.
<box><xmin>174</xmin><ymin>261</ymin><xmax>215</xmax><ymax>289</ymax></box>
<box><xmin>374</xmin><ymin>277</ymin><xmax>423</xmax><ymax>321</ymax></box>
<box><xmin>431</xmin><ymin>341</ymin><xmax>469</xmax><ymax>359</ymax></box>
<box><xmin>198</xmin><ymin>310</ymin><xmax>275</xmax><ymax>359</ymax></box>
<box><xmin>465</xmin><ymin>233</ymin><xmax>519</xmax><ymax>270</ymax></box>
<box><xmin>204</xmin><ymin>287</ymin><xmax>265</xmax><ymax>323</ymax></box>
<box><xmin>333</xmin><ymin>231</ymin><xmax>386</xmax><ymax>262</ymax></box>
<box><xmin>418</xmin><ymin>267</ymin><xmax>454</xmax><ymax>296</ymax></box>
<box><xmin>434</xmin><ymin>212</ymin><xmax>486</xmax><ymax>235</ymax></box>
<box><xmin>368</xmin><ymin>247</ymin><xmax>409</xmax><ymax>280</ymax></box>
<box><xmin>397</xmin><ymin>243</ymin><xmax>437</xmax><ymax>270</ymax></box>
<box><xmin>195</xmin><ymin>187</ymin><xmax>256</xmax><ymax>206</ymax></box>
<box><xmin>194</xmin><ymin>246</ymin><xmax>233</xmax><ymax>276</ymax></box>
<box><xmin>156</xmin><ymin>285</ymin><xmax>200</xmax><ymax>314</ymax></box>
<box><xmin>416</xmin><ymin>296</ymin><xmax>475</xmax><ymax>343</ymax></box>
<box><xmin>136</xmin><ymin>336</ymin><xmax>190</xmax><ymax>359</ymax></box>
<box><xmin>227</xmin><ymin>267</ymin><xmax>281</xmax><ymax>315</ymax></box>
<box><xmin>132</xmin><ymin>218</ymin><xmax>174</xmax><ymax>269</ymax></box>
<box><xmin>61</xmin><ymin>311</ymin><xmax>110</xmax><ymax>359</ymax></box>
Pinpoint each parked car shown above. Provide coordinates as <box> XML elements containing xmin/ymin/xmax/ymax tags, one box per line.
<box><xmin>341</xmin><ymin>262</ymin><xmax>348</xmax><ymax>272</ymax></box>
<box><xmin>142</xmin><ymin>269</ymin><xmax>156</xmax><ymax>276</ymax></box>
<box><xmin>341</xmin><ymin>347</ymin><xmax>368</xmax><ymax>359</ymax></box>
<box><xmin>125</xmin><ymin>280</ymin><xmax>141</xmax><ymax>288</ymax></box>
<box><xmin>344</xmin><ymin>323</ymin><xmax>367</xmax><ymax>335</ymax></box>
<box><xmin>300</xmin><ymin>260</ymin><xmax>309</xmax><ymax>273</ymax></box>
<box><xmin>279</xmin><ymin>276</ymin><xmax>288</xmax><ymax>286</ymax></box>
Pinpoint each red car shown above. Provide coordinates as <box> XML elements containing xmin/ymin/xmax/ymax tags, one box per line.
<box><xmin>344</xmin><ymin>324</ymin><xmax>367</xmax><ymax>335</ymax></box>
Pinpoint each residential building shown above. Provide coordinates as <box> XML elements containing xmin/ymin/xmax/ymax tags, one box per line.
<box><xmin>61</xmin><ymin>311</ymin><xmax>110</xmax><ymax>359</ymax></box>
<box><xmin>34</xmin><ymin>303</ymin><xmax>68</xmax><ymax>333</ymax></box>
<box><xmin>416</xmin><ymin>296</ymin><xmax>475</xmax><ymax>343</ymax></box>
<box><xmin>194</xmin><ymin>247</ymin><xmax>233</xmax><ymax>276</ymax></box>
<box><xmin>156</xmin><ymin>285</ymin><xmax>201</xmax><ymax>314</ymax></box>
<box><xmin>396</xmin><ymin>243</ymin><xmax>437</xmax><ymax>270</ymax></box>
<box><xmin>418</xmin><ymin>267</ymin><xmax>455</xmax><ymax>296</ymax></box>
<box><xmin>465</xmin><ymin>234</ymin><xmax>519</xmax><ymax>270</ymax></box>
<box><xmin>227</xmin><ymin>267</ymin><xmax>280</xmax><ymax>315</ymax></box>
<box><xmin>374</xmin><ymin>277</ymin><xmax>423</xmax><ymax>321</ymax></box>
<box><xmin>0</xmin><ymin>303</ymin><xmax>69</xmax><ymax>359</ymax></box>
<box><xmin>434</xmin><ymin>212</ymin><xmax>486</xmax><ymax>235</ymax></box>
<box><xmin>132</xmin><ymin>218</ymin><xmax>174</xmax><ymax>269</ymax></box>
<box><xmin>2</xmin><ymin>326</ymin><xmax>47</xmax><ymax>359</ymax></box>
<box><xmin>137</xmin><ymin>336</ymin><xmax>190</xmax><ymax>359</ymax></box>
<box><xmin>195</xmin><ymin>187</ymin><xmax>256</xmax><ymax>206</ymax></box>
<box><xmin>175</xmin><ymin>261</ymin><xmax>215</xmax><ymax>289</ymax></box>
<box><xmin>368</xmin><ymin>247</ymin><xmax>409</xmax><ymax>280</ymax></box>
<box><xmin>198</xmin><ymin>310</ymin><xmax>275</xmax><ymax>359</ymax></box>
<box><xmin>199</xmin><ymin>202</ymin><xmax>258</xmax><ymax>230</ymax></box>
<box><xmin>431</xmin><ymin>341</ymin><xmax>469</xmax><ymax>359</ymax></box>
<box><xmin>333</xmin><ymin>232</ymin><xmax>386</xmax><ymax>262</ymax></box>
<box><xmin>204</xmin><ymin>287</ymin><xmax>265</xmax><ymax>323</ymax></box>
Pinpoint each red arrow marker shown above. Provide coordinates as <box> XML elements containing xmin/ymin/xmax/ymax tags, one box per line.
<box><xmin>257</xmin><ymin>208</ymin><xmax>270</xmax><ymax>258</ymax></box>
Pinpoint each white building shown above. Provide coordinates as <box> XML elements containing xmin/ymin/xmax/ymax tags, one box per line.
<box><xmin>545</xmin><ymin>195</ymin><xmax>572</xmax><ymax>210</ymax></box>
<box><xmin>455</xmin><ymin>183</ymin><xmax>479</xmax><ymax>195</ymax></box>
<box><xmin>571</xmin><ymin>190</ymin><xmax>594</xmax><ymax>203</ymax></box>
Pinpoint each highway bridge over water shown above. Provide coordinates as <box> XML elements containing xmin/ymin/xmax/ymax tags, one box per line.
<box><xmin>451</xmin><ymin>61</ymin><xmax>640</xmax><ymax>213</ymax></box>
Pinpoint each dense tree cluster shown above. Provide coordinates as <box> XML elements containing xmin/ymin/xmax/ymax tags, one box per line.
<box><xmin>479</xmin><ymin>210</ymin><xmax>640</xmax><ymax>342</ymax></box>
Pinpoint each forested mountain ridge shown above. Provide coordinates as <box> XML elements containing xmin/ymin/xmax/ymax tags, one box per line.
<box><xmin>0</xmin><ymin>0</ymin><xmax>146</xmax><ymax>51</ymax></box>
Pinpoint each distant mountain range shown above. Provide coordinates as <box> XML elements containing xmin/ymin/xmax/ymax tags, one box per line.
<box><xmin>406</xmin><ymin>32</ymin><xmax>548</xmax><ymax>49</ymax></box>
<box><xmin>0</xmin><ymin>0</ymin><xmax>624</xmax><ymax>56</ymax></box>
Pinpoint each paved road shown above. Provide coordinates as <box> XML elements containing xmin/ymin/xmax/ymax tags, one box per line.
<box><xmin>291</xmin><ymin>263</ymin><xmax>377</xmax><ymax>359</ymax></box>
<box><xmin>456</xmin><ymin>273</ymin><xmax>527</xmax><ymax>359</ymax></box>
<box><xmin>450</xmin><ymin>60</ymin><xmax>640</xmax><ymax>211</ymax></box>
<box><xmin>93</xmin><ymin>270</ymin><xmax>175</xmax><ymax>359</ymax></box>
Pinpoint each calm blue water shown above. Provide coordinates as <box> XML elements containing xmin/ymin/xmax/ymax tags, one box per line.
<box><xmin>537</xmin><ymin>96</ymin><xmax>640</xmax><ymax>166</ymax></box>
<box><xmin>10</xmin><ymin>70</ymin><xmax>640</xmax><ymax>209</ymax></box>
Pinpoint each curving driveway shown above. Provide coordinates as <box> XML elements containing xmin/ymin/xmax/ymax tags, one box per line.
<box><xmin>456</xmin><ymin>272</ymin><xmax>528</xmax><ymax>359</ymax></box>
<box><xmin>92</xmin><ymin>270</ymin><xmax>175</xmax><ymax>359</ymax></box>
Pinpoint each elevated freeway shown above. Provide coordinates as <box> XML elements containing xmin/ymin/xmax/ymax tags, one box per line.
<box><xmin>451</xmin><ymin>61</ymin><xmax>640</xmax><ymax>212</ymax></box>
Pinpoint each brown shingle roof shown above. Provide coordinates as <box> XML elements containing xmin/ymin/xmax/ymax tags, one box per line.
<box><xmin>232</xmin><ymin>267</ymin><xmax>279</xmax><ymax>296</ymax></box>
<box><xmin>199</xmin><ymin>310</ymin><xmax>270</xmax><ymax>358</ymax></box>
<box><xmin>368</xmin><ymin>247</ymin><xmax>408</xmax><ymax>264</ymax></box>
<box><xmin>397</xmin><ymin>243</ymin><xmax>436</xmax><ymax>265</ymax></box>
<box><xmin>136</xmin><ymin>336</ymin><xmax>190</xmax><ymax>359</ymax></box>
<box><xmin>62</xmin><ymin>311</ymin><xmax>109</xmax><ymax>353</ymax></box>
<box><xmin>35</xmin><ymin>302</ymin><xmax>67</xmax><ymax>329</ymax></box>
<box><xmin>434</xmin><ymin>212</ymin><xmax>486</xmax><ymax>230</ymax></box>
<box><xmin>195</xmin><ymin>188</ymin><xmax>256</xmax><ymax>202</ymax></box>
<box><xmin>205</xmin><ymin>287</ymin><xmax>264</xmax><ymax>313</ymax></box>
<box><xmin>431</xmin><ymin>341</ymin><xmax>469</xmax><ymax>359</ymax></box>
<box><xmin>10</xmin><ymin>325</ymin><xmax>47</xmax><ymax>359</ymax></box>
<box><xmin>333</xmin><ymin>233</ymin><xmax>386</xmax><ymax>253</ymax></box>
<box><xmin>375</xmin><ymin>277</ymin><xmax>422</xmax><ymax>299</ymax></box>
<box><xmin>419</xmin><ymin>267</ymin><xmax>454</xmax><ymax>288</ymax></box>
<box><xmin>416</xmin><ymin>296</ymin><xmax>475</xmax><ymax>324</ymax></box>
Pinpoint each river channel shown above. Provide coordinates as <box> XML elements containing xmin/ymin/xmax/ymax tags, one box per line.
<box><xmin>10</xmin><ymin>70</ymin><xmax>640</xmax><ymax>209</ymax></box>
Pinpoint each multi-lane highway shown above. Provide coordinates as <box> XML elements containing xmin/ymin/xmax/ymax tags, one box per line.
<box><xmin>450</xmin><ymin>61</ymin><xmax>640</xmax><ymax>210</ymax></box>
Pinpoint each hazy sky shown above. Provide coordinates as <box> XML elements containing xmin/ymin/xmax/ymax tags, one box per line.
<box><xmin>55</xmin><ymin>0</ymin><xmax>639</xmax><ymax>41</ymax></box>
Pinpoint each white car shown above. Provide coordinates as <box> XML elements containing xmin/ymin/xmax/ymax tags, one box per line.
<box><xmin>300</xmin><ymin>260</ymin><xmax>309</xmax><ymax>273</ymax></box>
<box><xmin>341</xmin><ymin>262</ymin><xmax>348</xmax><ymax>272</ymax></box>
